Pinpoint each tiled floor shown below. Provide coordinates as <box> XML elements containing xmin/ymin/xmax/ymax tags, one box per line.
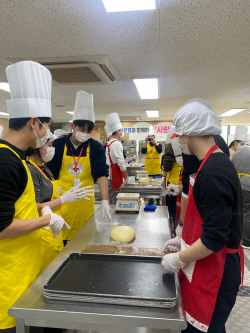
<box><xmin>226</xmin><ymin>248</ymin><xmax>250</xmax><ymax>333</ymax></box>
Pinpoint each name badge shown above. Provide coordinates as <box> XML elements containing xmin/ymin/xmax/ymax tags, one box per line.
<box><xmin>74</xmin><ymin>178</ymin><xmax>81</xmax><ymax>187</ymax></box>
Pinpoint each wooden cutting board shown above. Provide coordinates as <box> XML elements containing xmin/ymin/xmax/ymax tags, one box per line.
<box><xmin>81</xmin><ymin>243</ymin><xmax>170</xmax><ymax>256</ymax></box>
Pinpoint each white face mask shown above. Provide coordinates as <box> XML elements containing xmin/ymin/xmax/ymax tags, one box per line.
<box><xmin>176</xmin><ymin>156</ymin><xmax>183</xmax><ymax>166</ymax></box>
<box><xmin>179</xmin><ymin>137</ymin><xmax>192</xmax><ymax>155</ymax></box>
<box><xmin>33</xmin><ymin>121</ymin><xmax>50</xmax><ymax>148</ymax></box>
<box><xmin>41</xmin><ymin>147</ymin><xmax>55</xmax><ymax>163</ymax></box>
<box><xmin>119</xmin><ymin>130</ymin><xmax>124</xmax><ymax>139</ymax></box>
<box><xmin>236</xmin><ymin>145</ymin><xmax>244</xmax><ymax>151</ymax></box>
<box><xmin>74</xmin><ymin>130</ymin><xmax>91</xmax><ymax>143</ymax></box>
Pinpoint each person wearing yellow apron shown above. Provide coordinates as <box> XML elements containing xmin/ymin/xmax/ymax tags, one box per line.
<box><xmin>46</xmin><ymin>91</ymin><xmax>110</xmax><ymax>241</ymax></box>
<box><xmin>26</xmin><ymin>133</ymin><xmax>94</xmax><ymax>270</ymax></box>
<box><xmin>141</xmin><ymin>126</ymin><xmax>162</xmax><ymax>205</ymax></box>
<box><xmin>0</xmin><ymin>61</ymin><xmax>69</xmax><ymax>329</ymax></box>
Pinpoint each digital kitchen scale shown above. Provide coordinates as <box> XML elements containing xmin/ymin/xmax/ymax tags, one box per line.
<box><xmin>115</xmin><ymin>193</ymin><xmax>140</xmax><ymax>213</ymax></box>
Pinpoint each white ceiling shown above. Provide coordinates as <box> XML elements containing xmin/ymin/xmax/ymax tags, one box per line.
<box><xmin>0</xmin><ymin>0</ymin><xmax>250</xmax><ymax>125</ymax></box>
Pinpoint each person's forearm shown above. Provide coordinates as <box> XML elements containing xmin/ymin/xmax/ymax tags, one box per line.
<box><xmin>122</xmin><ymin>170</ymin><xmax>128</xmax><ymax>178</ymax></box>
<box><xmin>180</xmin><ymin>196</ymin><xmax>187</xmax><ymax>223</ymax></box>
<box><xmin>0</xmin><ymin>215</ymin><xmax>51</xmax><ymax>240</ymax></box>
<box><xmin>178</xmin><ymin>238</ymin><xmax>213</xmax><ymax>263</ymax></box>
<box><xmin>97</xmin><ymin>176</ymin><xmax>108</xmax><ymax>200</ymax></box>
<box><xmin>37</xmin><ymin>197</ymin><xmax>62</xmax><ymax>212</ymax></box>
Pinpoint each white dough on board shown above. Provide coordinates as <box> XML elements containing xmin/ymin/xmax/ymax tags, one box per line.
<box><xmin>110</xmin><ymin>226</ymin><xmax>136</xmax><ymax>243</ymax></box>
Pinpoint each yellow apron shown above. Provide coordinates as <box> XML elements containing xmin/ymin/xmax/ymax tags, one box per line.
<box><xmin>27</xmin><ymin>159</ymin><xmax>64</xmax><ymax>271</ymax></box>
<box><xmin>238</xmin><ymin>173</ymin><xmax>250</xmax><ymax>178</ymax></box>
<box><xmin>166</xmin><ymin>161</ymin><xmax>183</xmax><ymax>186</ymax></box>
<box><xmin>58</xmin><ymin>143</ymin><xmax>95</xmax><ymax>240</ymax></box>
<box><xmin>145</xmin><ymin>143</ymin><xmax>161</xmax><ymax>175</ymax></box>
<box><xmin>0</xmin><ymin>144</ymin><xmax>41</xmax><ymax>329</ymax></box>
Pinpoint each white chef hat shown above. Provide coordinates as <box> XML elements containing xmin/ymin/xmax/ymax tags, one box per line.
<box><xmin>185</xmin><ymin>98</ymin><xmax>214</xmax><ymax>112</ymax></box>
<box><xmin>104</xmin><ymin>124</ymin><xmax>112</xmax><ymax>138</ymax></box>
<box><xmin>73</xmin><ymin>91</ymin><xmax>95</xmax><ymax>123</ymax></box>
<box><xmin>171</xmin><ymin>101</ymin><xmax>221</xmax><ymax>139</ymax></box>
<box><xmin>148</xmin><ymin>126</ymin><xmax>155</xmax><ymax>135</ymax></box>
<box><xmin>0</xmin><ymin>125</ymin><xmax>3</xmax><ymax>138</ymax></box>
<box><xmin>234</xmin><ymin>125</ymin><xmax>248</xmax><ymax>141</ymax></box>
<box><xmin>54</xmin><ymin>129</ymin><xmax>68</xmax><ymax>137</ymax></box>
<box><xmin>5</xmin><ymin>61</ymin><xmax>52</xmax><ymax>119</ymax></box>
<box><xmin>166</xmin><ymin>126</ymin><xmax>182</xmax><ymax>156</ymax></box>
<box><xmin>105</xmin><ymin>113</ymin><xmax>122</xmax><ymax>133</ymax></box>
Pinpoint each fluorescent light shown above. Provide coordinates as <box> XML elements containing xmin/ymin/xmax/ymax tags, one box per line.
<box><xmin>219</xmin><ymin>109</ymin><xmax>246</xmax><ymax>117</ymax></box>
<box><xmin>102</xmin><ymin>0</ymin><xmax>155</xmax><ymax>12</ymax></box>
<box><xmin>146</xmin><ymin>110</ymin><xmax>159</xmax><ymax>117</ymax></box>
<box><xmin>66</xmin><ymin>111</ymin><xmax>74</xmax><ymax>115</ymax></box>
<box><xmin>0</xmin><ymin>112</ymin><xmax>9</xmax><ymax>116</ymax></box>
<box><xmin>133</xmin><ymin>78</ymin><xmax>159</xmax><ymax>99</ymax></box>
<box><xmin>69</xmin><ymin>120</ymin><xmax>73</xmax><ymax>122</ymax></box>
<box><xmin>0</xmin><ymin>83</ymin><xmax>10</xmax><ymax>93</ymax></box>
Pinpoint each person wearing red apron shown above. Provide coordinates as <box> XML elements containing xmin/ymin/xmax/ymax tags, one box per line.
<box><xmin>162</xmin><ymin>101</ymin><xmax>244</xmax><ymax>333</ymax></box>
<box><xmin>105</xmin><ymin>113</ymin><xmax>129</xmax><ymax>204</ymax></box>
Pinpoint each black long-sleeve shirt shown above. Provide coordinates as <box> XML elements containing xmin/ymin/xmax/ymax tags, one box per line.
<box><xmin>46</xmin><ymin>134</ymin><xmax>109</xmax><ymax>182</ymax></box>
<box><xmin>0</xmin><ymin>140</ymin><xmax>28</xmax><ymax>232</ymax></box>
<box><xmin>141</xmin><ymin>143</ymin><xmax>162</xmax><ymax>155</ymax></box>
<box><xmin>193</xmin><ymin>153</ymin><xmax>242</xmax><ymax>252</ymax></box>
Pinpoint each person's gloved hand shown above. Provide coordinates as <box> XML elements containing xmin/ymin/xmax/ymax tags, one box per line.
<box><xmin>60</xmin><ymin>183</ymin><xmax>94</xmax><ymax>204</ymax></box>
<box><xmin>164</xmin><ymin>236</ymin><xmax>181</xmax><ymax>252</ymax></box>
<box><xmin>132</xmin><ymin>155</ymin><xmax>139</xmax><ymax>160</ymax></box>
<box><xmin>167</xmin><ymin>184</ymin><xmax>181</xmax><ymax>196</ymax></box>
<box><xmin>126</xmin><ymin>177</ymin><xmax>130</xmax><ymax>184</ymax></box>
<box><xmin>161</xmin><ymin>253</ymin><xmax>185</xmax><ymax>272</ymax></box>
<box><xmin>41</xmin><ymin>206</ymin><xmax>70</xmax><ymax>239</ymax></box>
<box><xmin>101</xmin><ymin>200</ymin><xmax>112</xmax><ymax>219</ymax></box>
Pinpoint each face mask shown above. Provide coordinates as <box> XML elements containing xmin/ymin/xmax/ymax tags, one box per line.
<box><xmin>41</xmin><ymin>147</ymin><xmax>55</xmax><ymax>163</ymax></box>
<box><xmin>236</xmin><ymin>145</ymin><xmax>244</xmax><ymax>151</ymax></box>
<box><xmin>33</xmin><ymin>121</ymin><xmax>50</xmax><ymax>148</ymax></box>
<box><xmin>74</xmin><ymin>130</ymin><xmax>91</xmax><ymax>143</ymax></box>
<box><xmin>179</xmin><ymin>137</ymin><xmax>192</xmax><ymax>155</ymax></box>
<box><xmin>120</xmin><ymin>131</ymin><xmax>124</xmax><ymax>140</ymax></box>
<box><xmin>176</xmin><ymin>156</ymin><xmax>183</xmax><ymax>166</ymax></box>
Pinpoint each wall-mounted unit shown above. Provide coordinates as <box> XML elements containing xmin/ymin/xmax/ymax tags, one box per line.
<box><xmin>5</xmin><ymin>55</ymin><xmax>122</xmax><ymax>84</ymax></box>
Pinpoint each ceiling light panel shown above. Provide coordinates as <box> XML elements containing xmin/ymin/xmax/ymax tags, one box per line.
<box><xmin>0</xmin><ymin>83</ymin><xmax>10</xmax><ymax>93</ymax></box>
<box><xmin>0</xmin><ymin>112</ymin><xmax>9</xmax><ymax>116</ymax></box>
<box><xmin>219</xmin><ymin>108</ymin><xmax>246</xmax><ymax>117</ymax></box>
<box><xmin>102</xmin><ymin>0</ymin><xmax>156</xmax><ymax>12</ymax></box>
<box><xmin>133</xmin><ymin>78</ymin><xmax>159</xmax><ymax>99</ymax></box>
<box><xmin>146</xmin><ymin>110</ymin><xmax>159</xmax><ymax>117</ymax></box>
<box><xmin>66</xmin><ymin>111</ymin><xmax>74</xmax><ymax>115</ymax></box>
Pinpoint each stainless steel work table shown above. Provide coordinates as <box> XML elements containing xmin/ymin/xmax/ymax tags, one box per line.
<box><xmin>9</xmin><ymin>206</ymin><xmax>186</xmax><ymax>333</ymax></box>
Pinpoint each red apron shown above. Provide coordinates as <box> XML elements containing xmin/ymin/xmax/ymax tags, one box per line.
<box><xmin>175</xmin><ymin>168</ymin><xmax>183</xmax><ymax>229</ymax></box>
<box><xmin>106</xmin><ymin>140</ymin><xmax>125</xmax><ymax>191</ymax></box>
<box><xmin>180</xmin><ymin>145</ymin><xmax>244</xmax><ymax>332</ymax></box>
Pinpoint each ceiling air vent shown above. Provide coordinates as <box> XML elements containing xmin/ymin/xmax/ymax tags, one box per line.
<box><xmin>5</xmin><ymin>55</ymin><xmax>122</xmax><ymax>85</ymax></box>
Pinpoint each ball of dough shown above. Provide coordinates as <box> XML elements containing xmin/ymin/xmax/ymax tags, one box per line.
<box><xmin>138</xmin><ymin>178</ymin><xmax>149</xmax><ymax>183</ymax></box>
<box><xmin>110</xmin><ymin>226</ymin><xmax>136</xmax><ymax>243</ymax></box>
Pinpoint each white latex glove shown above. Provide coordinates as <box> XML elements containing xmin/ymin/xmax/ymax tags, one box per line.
<box><xmin>101</xmin><ymin>200</ymin><xmax>112</xmax><ymax>219</ymax></box>
<box><xmin>161</xmin><ymin>253</ymin><xmax>185</xmax><ymax>272</ymax></box>
<box><xmin>42</xmin><ymin>206</ymin><xmax>70</xmax><ymax>239</ymax></box>
<box><xmin>164</xmin><ymin>236</ymin><xmax>181</xmax><ymax>252</ymax></box>
<box><xmin>60</xmin><ymin>183</ymin><xmax>94</xmax><ymax>204</ymax></box>
<box><xmin>126</xmin><ymin>177</ymin><xmax>130</xmax><ymax>184</ymax></box>
<box><xmin>167</xmin><ymin>184</ymin><xmax>181</xmax><ymax>196</ymax></box>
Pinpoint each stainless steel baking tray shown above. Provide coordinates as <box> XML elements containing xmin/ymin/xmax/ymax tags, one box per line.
<box><xmin>44</xmin><ymin>253</ymin><xmax>177</xmax><ymax>308</ymax></box>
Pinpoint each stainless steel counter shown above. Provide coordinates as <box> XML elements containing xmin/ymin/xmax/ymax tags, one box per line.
<box><xmin>9</xmin><ymin>206</ymin><xmax>186</xmax><ymax>333</ymax></box>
